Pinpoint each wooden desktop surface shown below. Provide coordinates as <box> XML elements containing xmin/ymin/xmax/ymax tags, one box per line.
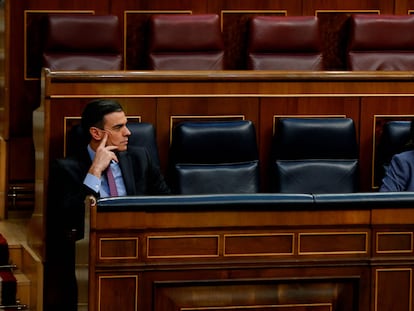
<box><xmin>86</xmin><ymin>193</ymin><xmax>414</xmax><ymax>311</ymax></box>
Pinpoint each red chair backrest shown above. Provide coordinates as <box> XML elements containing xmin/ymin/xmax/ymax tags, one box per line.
<box><xmin>347</xmin><ymin>14</ymin><xmax>414</xmax><ymax>70</ymax></box>
<box><xmin>148</xmin><ymin>14</ymin><xmax>224</xmax><ymax>70</ymax></box>
<box><xmin>247</xmin><ymin>16</ymin><xmax>323</xmax><ymax>70</ymax></box>
<box><xmin>43</xmin><ymin>14</ymin><xmax>122</xmax><ymax>70</ymax></box>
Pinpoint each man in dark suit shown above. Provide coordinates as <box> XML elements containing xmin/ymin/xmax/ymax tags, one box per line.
<box><xmin>44</xmin><ymin>99</ymin><xmax>171</xmax><ymax>311</ymax></box>
<box><xmin>380</xmin><ymin>149</ymin><xmax>414</xmax><ymax>191</ymax></box>
<box><xmin>380</xmin><ymin>119</ymin><xmax>414</xmax><ymax>192</ymax></box>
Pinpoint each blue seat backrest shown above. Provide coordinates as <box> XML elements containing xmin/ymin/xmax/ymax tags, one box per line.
<box><xmin>169</xmin><ymin>120</ymin><xmax>259</xmax><ymax>194</ymax></box>
<box><xmin>271</xmin><ymin>117</ymin><xmax>359</xmax><ymax>194</ymax></box>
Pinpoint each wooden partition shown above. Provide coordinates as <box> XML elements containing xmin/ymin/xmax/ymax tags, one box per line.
<box><xmin>31</xmin><ymin>68</ymin><xmax>414</xmax><ymax>257</ymax></box>
<box><xmin>86</xmin><ymin>192</ymin><xmax>414</xmax><ymax>311</ymax></box>
<box><xmin>8</xmin><ymin>0</ymin><xmax>414</xmax><ymax>216</ymax></box>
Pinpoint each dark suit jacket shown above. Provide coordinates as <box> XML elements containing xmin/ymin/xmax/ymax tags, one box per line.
<box><xmin>45</xmin><ymin>145</ymin><xmax>170</xmax><ymax>311</ymax></box>
<box><xmin>47</xmin><ymin>145</ymin><xmax>171</xmax><ymax>245</ymax></box>
<box><xmin>380</xmin><ymin>150</ymin><xmax>414</xmax><ymax>192</ymax></box>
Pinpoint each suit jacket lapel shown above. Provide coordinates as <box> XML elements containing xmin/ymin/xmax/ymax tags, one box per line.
<box><xmin>118</xmin><ymin>151</ymin><xmax>136</xmax><ymax>195</ymax></box>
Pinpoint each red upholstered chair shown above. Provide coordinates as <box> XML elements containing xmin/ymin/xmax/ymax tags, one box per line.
<box><xmin>347</xmin><ymin>14</ymin><xmax>414</xmax><ymax>70</ymax></box>
<box><xmin>148</xmin><ymin>14</ymin><xmax>224</xmax><ymax>70</ymax></box>
<box><xmin>42</xmin><ymin>14</ymin><xmax>122</xmax><ymax>70</ymax></box>
<box><xmin>247</xmin><ymin>16</ymin><xmax>323</xmax><ymax>70</ymax></box>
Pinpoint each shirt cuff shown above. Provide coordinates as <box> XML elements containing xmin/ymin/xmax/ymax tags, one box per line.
<box><xmin>84</xmin><ymin>173</ymin><xmax>101</xmax><ymax>193</ymax></box>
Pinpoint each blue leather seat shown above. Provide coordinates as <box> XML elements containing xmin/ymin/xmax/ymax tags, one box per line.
<box><xmin>270</xmin><ymin>117</ymin><xmax>359</xmax><ymax>193</ymax></box>
<box><xmin>169</xmin><ymin>120</ymin><xmax>259</xmax><ymax>194</ymax></box>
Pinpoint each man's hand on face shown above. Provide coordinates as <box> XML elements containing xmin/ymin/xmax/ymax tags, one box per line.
<box><xmin>88</xmin><ymin>132</ymin><xmax>119</xmax><ymax>178</ymax></box>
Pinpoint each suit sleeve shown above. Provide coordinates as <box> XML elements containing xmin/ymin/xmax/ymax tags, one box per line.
<box><xmin>379</xmin><ymin>154</ymin><xmax>411</xmax><ymax>192</ymax></box>
<box><xmin>47</xmin><ymin>158</ymin><xmax>98</xmax><ymax>246</ymax></box>
<box><xmin>145</xmin><ymin>150</ymin><xmax>172</xmax><ymax>195</ymax></box>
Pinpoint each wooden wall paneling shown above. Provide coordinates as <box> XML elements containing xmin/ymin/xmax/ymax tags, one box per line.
<box><xmin>316</xmin><ymin>10</ymin><xmax>379</xmax><ymax>70</ymax></box>
<box><xmin>21</xmin><ymin>0</ymin><xmax>108</xmax><ymax>11</ymax></box>
<box><xmin>259</xmin><ymin>97</ymin><xmax>360</xmax><ymax>192</ymax></box>
<box><xmin>220</xmin><ymin>10</ymin><xmax>286</xmax><ymax>70</ymax></box>
<box><xmin>156</xmin><ymin>97</ymin><xmax>260</xmax><ymax>180</ymax></box>
<box><xmin>123</xmin><ymin>11</ymin><xmax>192</xmax><ymax>70</ymax></box>
<box><xmin>375</xmin><ymin>231</ymin><xmax>413</xmax><ymax>255</ymax></box>
<box><xmin>374</xmin><ymin>268</ymin><xmax>412</xmax><ymax>311</ymax></box>
<box><xmin>8</xmin><ymin>4</ymin><xmax>32</xmax><ymax>138</ymax></box>
<box><xmin>360</xmin><ymin>97</ymin><xmax>414</xmax><ymax>191</ymax></box>
<box><xmin>152</xmin><ymin>270</ymin><xmax>366</xmax><ymax>310</ymax></box>
<box><xmin>303</xmin><ymin>0</ymin><xmax>394</xmax><ymax>15</ymax></box>
<box><xmin>97</xmin><ymin>275</ymin><xmax>138</xmax><ymax>311</ymax></box>
<box><xmin>150</xmin><ymin>273</ymin><xmax>363</xmax><ymax>311</ymax></box>
<box><xmin>395</xmin><ymin>0</ymin><xmax>414</xmax><ymax>14</ymax></box>
<box><xmin>207</xmin><ymin>0</ymin><xmax>302</xmax><ymax>16</ymax></box>
<box><xmin>110</xmin><ymin>0</ymin><xmax>208</xmax><ymax>13</ymax></box>
<box><xmin>48</xmin><ymin>99</ymin><xmax>90</xmax><ymax>162</ymax></box>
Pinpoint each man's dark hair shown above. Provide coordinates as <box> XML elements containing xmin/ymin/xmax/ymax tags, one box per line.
<box><xmin>81</xmin><ymin>99</ymin><xmax>123</xmax><ymax>137</ymax></box>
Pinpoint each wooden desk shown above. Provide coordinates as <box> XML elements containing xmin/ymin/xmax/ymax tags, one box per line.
<box><xmin>86</xmin><ymin>193</ymin><xmax>414</xmax><ymax>311</ymax></box>
<box><xmin>32</xmin><ymin>68</ymin><xmax>414</xmax><ymax>258</ymax></box>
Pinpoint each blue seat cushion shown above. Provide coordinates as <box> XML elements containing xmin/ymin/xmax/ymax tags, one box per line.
<box><xmin>274</xmin><ymin>160</ymin><xmax>359</xmax><ymax>194</ymax></box>
<box><xmin>176</xmin><ymin>161</ymin><xmax>259</xmax><ymax>194</ymax></box>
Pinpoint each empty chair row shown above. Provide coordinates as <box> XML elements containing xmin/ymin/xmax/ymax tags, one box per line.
<box><xmin>169</xmin><ymin>118</ymin><xmax>360</xmax><ymax>194</ymax></box>
<box><xmin>171</xmin><ymin>118</ymin><xmax>360</xmax><ymax>194</ymax></box>
<box><xmin>42</xmin><ymin>13</ymin><xmax>414</xmax><ymax>71</ymax></box>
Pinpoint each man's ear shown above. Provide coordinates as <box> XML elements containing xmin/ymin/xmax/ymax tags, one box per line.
<box><xmin>89</xmin><ymin>127</ymin><xmax>103</xmax><ymax>140</ymax></box>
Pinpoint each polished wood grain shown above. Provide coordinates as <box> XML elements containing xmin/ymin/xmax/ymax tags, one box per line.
<box><xmin>31</xmin><ymin>69</ymin><xmax>414</xmax><ymax>311</ymax></box>
<box><xmin>6</xmin><ymin>1</ymin><xmax>414</xmax><ymax>219</ymax></box>
<box><xmin>86</xmin><ymin>194</ymin><xmax>414</xmax><ymax>311</ymax></box>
